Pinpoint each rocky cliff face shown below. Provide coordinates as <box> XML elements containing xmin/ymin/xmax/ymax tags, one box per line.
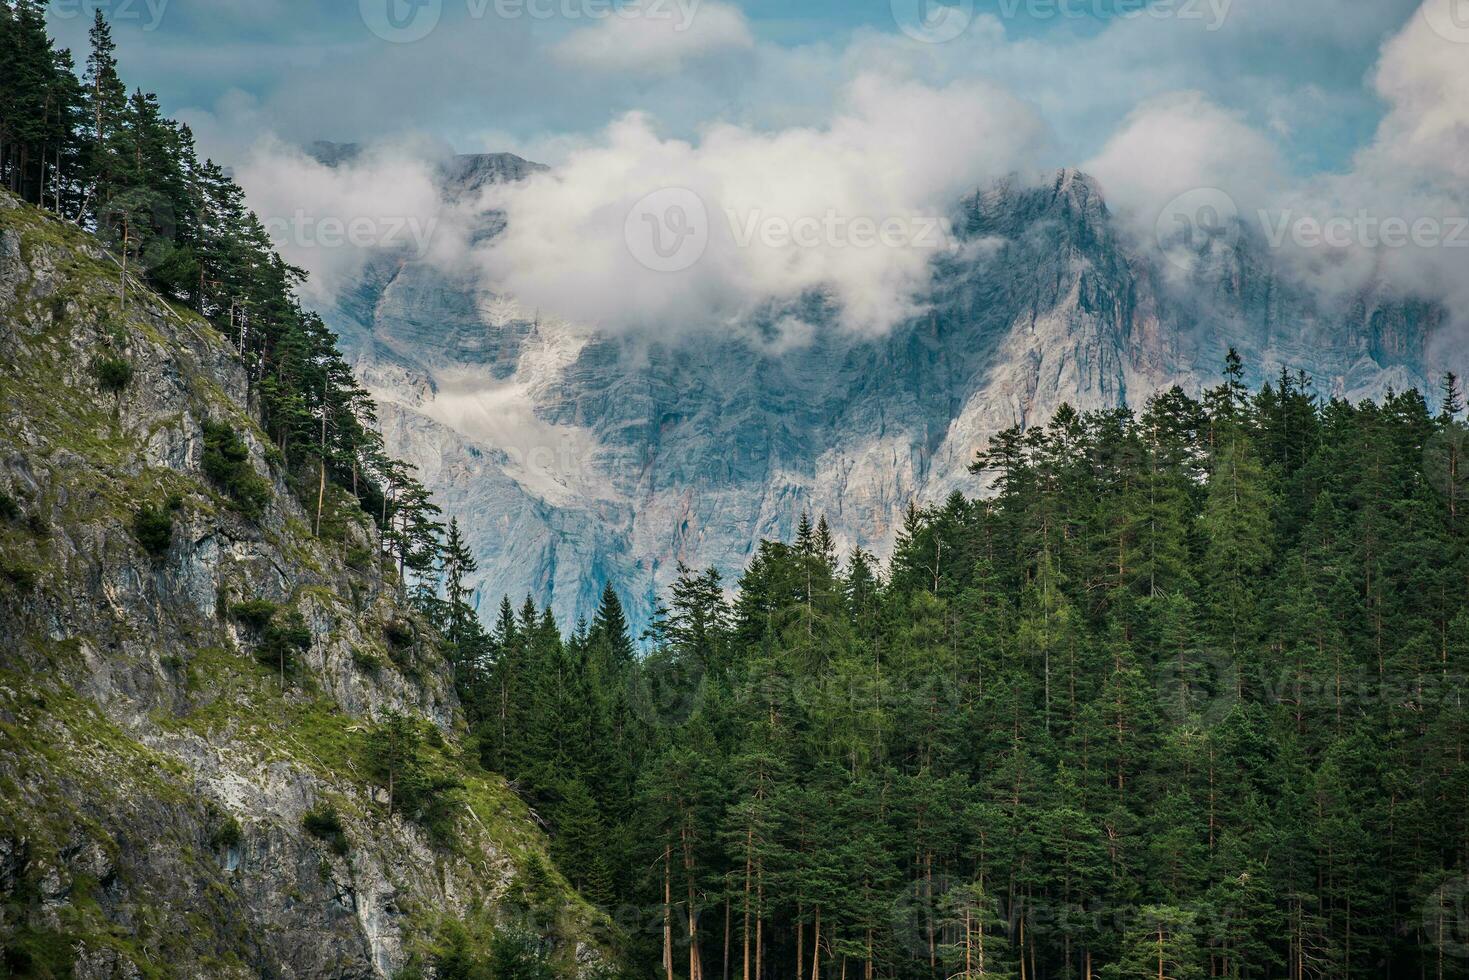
<box><xmin>0</xmin><ymin>194</ymin><xmax>606</xmax><ymax>977</ymax></box>
<box><xmin>320</xmin><ymin>162</ymin><xmax>1440</xmax><ymax>633</ymax></box>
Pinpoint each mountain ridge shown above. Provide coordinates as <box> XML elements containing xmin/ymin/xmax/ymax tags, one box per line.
<box><xmin>313</xmin><ymin>158</ymin><xmax>1440</xmax><ymax>632</ymax></box>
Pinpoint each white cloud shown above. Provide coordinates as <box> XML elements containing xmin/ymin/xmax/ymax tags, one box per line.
<box><xmin>217</xmin><ymin>0</ymin><xmax>1464</xmax><ymax>373</ymax></box>
<box><xmin>552</xmin><ymin>0</ymin><xmax>754</xmax><ymax>74</ymax></box>
<box><xmin>234</xmin><ymin>138</ymin><xmax>468</xmax><ymax>305</ymax></box>
<box><xmin>1363</xmin><ymin>3</ymin><xmax>1469</xmax><ymax>184</ymax></box>
<box><xmin>473</xmin><ymin>76</ymin><xmax>1049</xmax><ymax>340</ymax></box>
<box><xmin>1085</xmin><ymin>91</ymin><xmax>1286</xmax><ymax>238</ymax></box>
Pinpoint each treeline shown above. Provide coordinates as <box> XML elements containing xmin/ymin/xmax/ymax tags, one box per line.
<box><xmin>453</xmin><ymin>357</ymin><xmax>1469</xmax><ymax>979</ymax></box>
<box><xmin>0</xmin><ymin>3</ymin><xmax>444</xmax><ymax>572</ymax></box>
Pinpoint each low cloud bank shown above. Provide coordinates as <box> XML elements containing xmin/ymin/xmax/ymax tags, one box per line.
<box><xmin>235</xmin><ymin>2</ymin><xmax>1467</xmax><ymax>370</ymax></box>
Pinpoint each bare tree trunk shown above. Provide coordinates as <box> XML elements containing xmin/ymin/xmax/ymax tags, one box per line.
<box><xmin>796</xmin><ymin>910</ymin><xmax>804</xmax><ymax>980</ymax></box>
<box><xmin>810</xmin><ymin>905</ymin><xmax>821</xmax><ymax>980</ymax></box>
<box><xmin>664</xmin><ymin>845</ymin><xmax>675</xmax><ymax>980</ymax></box>
<box><xmin>684</xmin><ymin>825</ymin><xmax>703</xmax><ymax>980</ymax></box>
<box><xmin>315</xmin><ymin>378</ymin><xmax>329</xmax><ymax>536</ymax></box>
<box><xmin>755</xmin><ymin>865</ymin><xmax>764</xmax><ymax>980</ymax></box>
<box><xmin>742</xmin><ymin>832</ymin><xmax>752</xmax><ymax>980</ymax></box>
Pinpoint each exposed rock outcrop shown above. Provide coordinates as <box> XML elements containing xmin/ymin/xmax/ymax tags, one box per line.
<box><xmin>0</xmin><ymin>193</ymin><xmax>606</xmax><ymax>977</ymax></box>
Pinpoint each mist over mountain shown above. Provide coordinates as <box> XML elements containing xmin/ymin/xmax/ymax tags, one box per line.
<box><xmin>312</xmin><ymin>151</ymin><xmax>1441</xmax><ymax>632</ymax></box>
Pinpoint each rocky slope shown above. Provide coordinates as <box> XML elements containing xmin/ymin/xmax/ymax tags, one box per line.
<box><xmin>320</xmin><ymin>161</ymin><xmax>1441</xmax><ymax>633</ymax></box>
<box><xmin>0</xmin><ymin>194</ymin><xmax>609</xmax><ymax>977</ymax></box>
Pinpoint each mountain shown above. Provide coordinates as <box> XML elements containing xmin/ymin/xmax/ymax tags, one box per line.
<box><xmin>0</xmin><ymin>193</ymin><xmax>608</xmax><ymax>977</ymax></box>
<box><xmin>318</xmin><ymin>161</ymin><xmax>1440</xmax><ymax>633</ymax></box>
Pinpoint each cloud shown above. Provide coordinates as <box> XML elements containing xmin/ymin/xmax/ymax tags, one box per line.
<box><xmin>1085</xmin><ymin>91</ymin><xmax>1286</xmax><ymax>239</ymax></box>
<box><xmin>233</xmin><ymin>138</ymin><xmax>469</xmax><ymax>305</ymax></box>
<box><xmin>472</xmin><ymin>75</ymin><xmax>1050</xmax><ymax>341</ymax></box>
<box><xmin>552</xmin><ymin>0</ymin><xmax>754</xmax><ymax>74</ymax></box>
<box><xmin>1363</xmin><ymin>3</ymin><xmax>1469</xmax><ymax>184</ymax></box>
<box><xmin>211</xmin><ymin>0</ymin><xmax>1464</xmax><ymax>373</ymax></box>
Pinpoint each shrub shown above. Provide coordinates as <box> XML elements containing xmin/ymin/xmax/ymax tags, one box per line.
<box><xmin>92</xmin><ymin>355</ymin><xmax>133</xmax><ymax>394</ymax></box>
<box><xmin>302</xmin><ymin>804</ymin><xmax>349</xmax><ymax>856</ymax></box>
<box><xmin>201</xmin><ymin>421</ymin><xmax>270</xmax><ymax>518</ymax></box>
<box><xmin>345</xmin><ymin>546</ymin><xmax>374</xmax><ymax>572</ymax></box>
<box><xmin>255</xmin><ymin>610</ymin><xmax>311</xmax><ymax>681</ymax></box>
<box><xmin>133</xmin><ymin>503</ymin><xmax>173</xmax><ymax>557</ymax></box>
<box><xmin>488</xmin><ymin>930</ymin><xmax>556</xmax><ymax>980</ymax></box>
<box><xmin>210</xmin><ymin>814</ymin><xmax>242</xmax><ymax>851</ymax></box>
<box><xmin>0</xmin><ymin>490</ymin><xmax>18</xmax><ymax>522</ymax></box>
<box><xmin>383</xmin><ymin>618</ymin><xmax>415</xmax><ymax>648</ymax></box>
<box><xmin>351</xmin><ymin>647</ymin><xmax>384</xmax><ymax>674</ymax></box>
<box><xmin>1</xmin><ymin>562</ymin><xmax>37</xmax><ymax>592</ymax></box>
<box><xmin>229</xmin><ymin>599</ymin><xmax>278</xmax><ymax>631</ymax></box>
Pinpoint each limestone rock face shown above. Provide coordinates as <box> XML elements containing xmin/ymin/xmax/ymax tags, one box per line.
<box><xmin>321</xmin><ymin>163</ymin><xmax>1439</xmax><ymax>633</ymax></box>
<box><xmin>0</xmin><ymin>195</ymin><xmax>602</xmax><ymax>977</ymax></box>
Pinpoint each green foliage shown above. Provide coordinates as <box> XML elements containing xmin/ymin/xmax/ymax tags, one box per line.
<box><xmin>302</xmin><ymin>804</ymin><xmax>349</xmax><ymax>856</ymax></box>
<box><xmin>91</xmin><ymin>355</ymin><xmax>133</xmax><ymax>394</ymax></box>
<box><xmin>259</xmin><ymin>610</ymin><xmax>311</xmax><ymax>677</ymax></box>
<box><xmin>229</xmin><ymin>599</ymin><xmax>278</xmax><ymax>631</ymax></box>
<box><xmin>1</xmin><ymin>562</ymin><xmax>37</xmax><ymax>592</ymax></box>
<box><xmin>351</xmin><ymin>646</ymin><xmax>384</xmax><ymax>674</ymax></box>
<box><xmin>366</xmin><ymin>712</ymin><xmax>465</xmax><ymax>845</ymax></box>
<box><xmin>201</xmin><ymin>421</ymin><xmax>270</xmax><ymax>518</ymax></box>
<box><xmin>0</xmin><ymin>489</ymin><xmax>19</xmax><ymax>522</ymax></box>
<box><xmin>487</xmin><ymin>931</ymin><xmax>557</xmax><ymax>980</ymax></box>
<box><xmin>383</xmin><ymin>617</ymin><xmax>415</xmax><ymax>648</ymax></box>
<box><xmin>464</xmin><ymin>359</ymin><xmax>1469</xmax><ymax>980</ymax></box>
<box><xmin>209</xmin><ymin>813</ymin><xmax>242</xmax><ymax>851</ymax></box>
<box><xmin>132</xmin><ymin>502</ymin><xmax>173</xmax><ymax>556</ymax></box>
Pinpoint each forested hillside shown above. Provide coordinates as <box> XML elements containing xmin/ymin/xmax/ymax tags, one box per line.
<box><xmin>5</xmin><ymin>3</ymin><xmax>1469</xmax><ymax>979</ymax></box>
<box><xmin>461</xmin><ymin>355</ymin><xmax>1469</xmax><ymax>979</ymax></box>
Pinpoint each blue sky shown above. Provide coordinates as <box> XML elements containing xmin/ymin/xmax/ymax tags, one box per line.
<box><xmin>44</xmin><ymin>0</ymin><xmax>1426</xmax><ymax>174</ymax></box>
